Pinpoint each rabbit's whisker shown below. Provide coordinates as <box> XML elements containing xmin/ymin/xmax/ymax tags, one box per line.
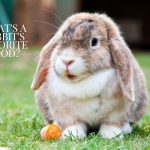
<box><xmin>34</xmin><ymin>19</ymin><xmax>59</xmax><ymax>30</ymax></box>
<box><xmin>43</xmin><ymin>9</ymin><xmax>63</xmax><ymax>24</ymax></box>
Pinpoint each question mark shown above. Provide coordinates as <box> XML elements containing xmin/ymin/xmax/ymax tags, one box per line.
<box><xmin>16</xmin><ymin>49</ymin><xmax>20</xmax><ymax>58</ymax></box>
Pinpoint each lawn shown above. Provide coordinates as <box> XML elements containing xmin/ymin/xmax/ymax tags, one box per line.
<box><xmin>0</xmin><ymin>50</ymin><xmax>150</xmax><ymax>150</ymax></box>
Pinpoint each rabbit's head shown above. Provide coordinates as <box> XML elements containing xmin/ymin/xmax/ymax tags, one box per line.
<box><xmin>31</xmin><ymin>13</ymin><xmax>135</xmax><ymax>102</ymax></box>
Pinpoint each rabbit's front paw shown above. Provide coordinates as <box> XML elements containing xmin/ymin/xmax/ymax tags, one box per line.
<box><xmin>99</xmin><ymin>124</ymin><xmax>123</xmax><ymax>139</ymax></box>
<box><xmin>62</xmin><ymin>124</ymin><xmax>87</xmax><ymax>139</ymax></box>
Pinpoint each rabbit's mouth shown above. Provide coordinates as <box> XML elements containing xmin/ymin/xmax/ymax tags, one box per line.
<box><xmin>66</xmin><ymin>73</ymin><xmax>76</xmax><ymax>80</ymax></box>
<box><xmin>64</xmin><ymin>70</ymin><xmax>77</xmax><ymax>80</ymax></box>
<box><xmin>54</xmin><ymin>68</ymin><xmax>76</xmax><ymax>82</ymax></box>
<box><xmin>54</xmin><ymin>67</ymin><xmax>89</xmax><ymax>83</ymax></box>
<box><xmin>53</xmin><ymin>60</ymin><xmax>90</xmax><ymax>82</ymax></box>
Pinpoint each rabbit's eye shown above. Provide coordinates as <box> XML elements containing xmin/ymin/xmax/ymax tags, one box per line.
<box><xmin>91</xmin><ymin>38</ymin><xmax>98</xmax><ymax>46</ymax></box>
<box><xmin>90</xmin><ymin>38</ymin><xmax>99</xmax><ymax>49</ymax></box>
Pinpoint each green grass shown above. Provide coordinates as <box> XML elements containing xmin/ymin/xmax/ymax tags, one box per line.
<box><xmin>0</xmin><ymin>51</ymin><xmax>150</xmax><ymax>150</ymax></box>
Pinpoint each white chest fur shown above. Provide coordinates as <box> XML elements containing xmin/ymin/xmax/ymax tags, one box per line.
<box><xmin>48</xmin><ymin>68</ymin><xmax>115</xmax><ymax>99</ymax></box>
<box><xmin>74</xmin><ymin>96</ymin><xmax>118</xmax><ymax>125</ymax></box>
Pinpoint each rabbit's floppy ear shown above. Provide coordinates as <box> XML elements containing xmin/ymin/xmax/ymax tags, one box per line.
<box><xmin>31</xmin><ymin>36</ymin><xmax>58</xmax><ymax>90</ymax></box>
<box><xmin>109</xmin><ymin>38</ymin><xmax>135</xmax><ymax>102</ymax></box>
<box><xmin>99</xmin><ymin>14</ymin><xmax>135</xmax><ymax>101</ymax></box>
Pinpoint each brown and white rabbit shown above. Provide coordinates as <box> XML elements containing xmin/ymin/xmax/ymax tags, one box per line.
<box><xmin>31</xmin><ymin>13</ymin><xmax>148</xmax><ymax>139</ymax></box>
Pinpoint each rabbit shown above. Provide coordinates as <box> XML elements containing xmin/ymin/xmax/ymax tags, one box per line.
<box><xmin>31</xmin><ymin>12</ymin><xmax>148</xmax><ymax>139</ymax></box>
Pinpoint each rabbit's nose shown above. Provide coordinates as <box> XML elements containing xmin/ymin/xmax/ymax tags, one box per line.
<box><xmin>63</xmin><ymin>59</ymin><xmax>74</xmax><ymax>67</ymax></box>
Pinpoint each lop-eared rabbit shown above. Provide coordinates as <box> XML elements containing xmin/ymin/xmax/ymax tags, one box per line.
<box><xmin>31</xmin><ymin>13</ymin><xmax>148</xmax><ymax>139</ymax></box>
